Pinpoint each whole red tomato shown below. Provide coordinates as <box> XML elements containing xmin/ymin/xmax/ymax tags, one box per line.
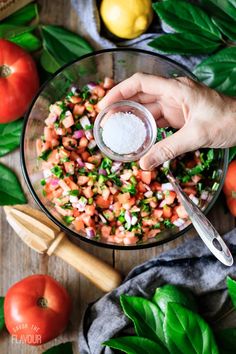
<box><xmin>223</xmin><ymin>160</ymin><xmax>236</xmax><ymax>217</ymax></box>
<box><xmin>4</xmin><ymin>274</ymin><xmax>71</xmax><ymax>345</ymax></box>
<box><xmin>0</xmin><ymin>39</ymin><xmax>39</xmax><ymax>123</ymax></box>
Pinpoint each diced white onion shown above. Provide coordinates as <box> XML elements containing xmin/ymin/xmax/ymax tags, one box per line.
<box><xmin>80</xmin><ymin>116</ymin><xmax>91</xmax><ymax>129</ymax></box>
<box><xmin>144</xmin><ymin>191</ymin><xmax>153</xmax><ymax>198</ymax></box>
<box><xmin>201</xmin><ymin>191</ymin><xmax>209</xmax><ymax>200</ymax></box>
<box><xmin>161</xmin><ymin>183</ymin><xmax>174</xmax><ymax>191</ymax></box>
<box><xmin>173</xmin><ymin>218</ymin><xmax>185</xmax><ymax>227</ymax></box>
<box><xmin>70</xmin><ymin>196</ymin><xmax>79</xmax><ymax>203</ymax></box>
<box><xmin>88</xmin><ymin>139</ymin><xmax>97</xmax><ymax>149</ymax></box>
<box><xmin>43</xmin><ymin>169</ymin><xmax>52</xmax><ymax>178</ymax></box>
<box><xmin>189</xmin><ymin>194</ymin><xmax>199</xmax><ymax>205</ymax></box>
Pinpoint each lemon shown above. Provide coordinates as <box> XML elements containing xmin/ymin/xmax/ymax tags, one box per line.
<box><xmin>100</xmin><ymin>0</ymin><xmax>153</xmax><ymax>39</ymax></box>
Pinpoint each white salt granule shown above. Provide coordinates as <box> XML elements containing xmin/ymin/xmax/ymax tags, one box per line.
<box><xmin>102</xmin><ymin>112</ymin><xmax>146</xmax><ymax>154</ymax></box>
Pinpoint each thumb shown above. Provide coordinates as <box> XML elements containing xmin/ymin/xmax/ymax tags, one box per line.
<box><xmin>140</xmin><ymin>127</ymin><xmax>198</xmax><ymax>170</ymax></box>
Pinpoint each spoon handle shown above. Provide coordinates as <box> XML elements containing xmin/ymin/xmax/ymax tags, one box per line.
<box><xmin>167</xmin><ymin>174</ymin><xmax>233</xmax><ymax>266</ymax></box>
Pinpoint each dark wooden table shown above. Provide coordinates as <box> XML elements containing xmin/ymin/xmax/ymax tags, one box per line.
<box><xmin>0</xmin><ymin>1</ymin><xmax>235</xmax><ymax>353</ymax></box>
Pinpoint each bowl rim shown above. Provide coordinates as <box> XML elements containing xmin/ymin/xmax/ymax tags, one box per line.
<box><xmin>20</xmin><ymin>47</ymin><xmax>229</xmax><ymax>250</ymax></box>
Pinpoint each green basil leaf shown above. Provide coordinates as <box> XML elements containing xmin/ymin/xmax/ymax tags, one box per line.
<box><xmin>227</xmin><ymin>276</ymin><xmax>236</xmax><ymax>307</ymax></box>
<box><xmin>148</xmin><ymin>33</ymin><xmax>221</xmax><ymax>55</ymax></box>
<box><xmin>0</xmin><ymin>119</ymin><xmax>23</xmax><ymax>157</ymax></box>
<box><xmin>41</xmin><ymin>25</ymin><xmax>93</xmax><ymax>69</ymax></box>
<box><xmin>120</xmin><ymin>295</ymin><xmax>166</xmax><ymax>347</ymax></box>
<box><xmin>103</xmin><ymin>336</ymin><xmax>168</xmax><ymax>354</ymax></box>
<box><xmin>0</xmin><ymin>297</ymin><xmax>4</xmax><ymax>332</ymax></box>
<box><xmin>0</xmin><ymin>24</ymin><xmax>35</xmax><ymax>39</ymax></box>
<box><xmin>194</xmin><ymin>47</ymin><xmax>236</xmax><ymax>95</ymax></box>
<box><xmin>200</xmin><ymin>0</ymin><xmax>236</xmax><ymax>21</ymax></box>
<box><xmin>216</xmin><ymin>328</ymin><xmax>236</xmax><ymax>354</ymax></box>
<box><xmin>152</xmin><ymin>285</ymin><xmax>197</xmax><ymax>313</ymax></box>
<box><xmin>153</xmin><ymin>0</ymin><xmax>221</xmax><ymax>40</ymax></box>
<box><xmin>212</xmin><ymin>17</ymin><xmax>236</xmax><ymax>41</ymax></box>
<box><xmin>200</xmin><ymin>0</ymin><xmax>235</xmax><ymax>22</ymax></box>
<box><xmin>229</xmin><ymin>147</ymin><xmax>236</xmax><ymax>162</ymax></box>
<box><xmin>40</xmin><ymin>48</ymin><xmax>61</xmax><ymax>74</ymax></box>
<box><xmin>0</xmin><ymin>163</ymin><xmax>26</xmax><ymax>205</ymax></box>
<box><xmin>10</xmin><ymin>32</ymin><xmax>41</xmax><ymax>52</ymax></box>
<box><xmin>42</xmin><ymin>342</ymin><xmax>73</xmax><ymax>354</ymax></box>
<box><xmin>164</xmin><ymin>303</ymin><xmax>219</xmax><ymax>354</ymax></box>
<box><xmin>3</xmin><ymin>3</ymin><xmax>38</xmax><ymax>25</ymax></box>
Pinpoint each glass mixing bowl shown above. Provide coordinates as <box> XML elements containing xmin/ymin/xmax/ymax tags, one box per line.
<box><xmin>21</xmin><ymin>49</ymin><xmax>228</xmax><ymax>250</ymax></box>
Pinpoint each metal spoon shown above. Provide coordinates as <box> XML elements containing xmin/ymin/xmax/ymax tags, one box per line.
<box><xmin>163</xmin><ymin>161</ymin><xmax>233</xmax><ymax>266</ymax></box>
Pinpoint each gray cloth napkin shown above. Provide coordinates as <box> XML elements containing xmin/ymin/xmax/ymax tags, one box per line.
<box><xmin>70</xmin><ymin>1</ymin><xmax>236</xmax><ymax>353</ymax></box>
<box><xmin>71</xmin><ymin>0</ymin><xmax>204</xmax><ymax>72</ymax></box>
<box><xmin>79</xmin><ymin>229</ymin><xmax>236</xmax><ymax>354</ymax></box>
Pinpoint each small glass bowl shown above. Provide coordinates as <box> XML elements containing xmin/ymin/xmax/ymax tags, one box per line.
<box><xmin>93</xmin><ymin>100</ymin><xmax>157</xmax><ymax>162</ymax></box>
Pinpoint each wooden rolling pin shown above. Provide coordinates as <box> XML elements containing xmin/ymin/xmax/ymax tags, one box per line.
<box><xmin>4</xmin><ymin>205</ymin><xmax>122</xmax><ymax>292</ymax></box>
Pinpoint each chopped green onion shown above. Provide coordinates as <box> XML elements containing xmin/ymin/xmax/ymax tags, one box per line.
<box><xmin>42</xmin><ymin>189</ymin><xmax>46</xmax><ymax>197</ymax></box>
<box><xmin>88</xmin><ymin>197</ymin><xmax>93</xmax><ymax>204</ymax></box>
<box><xmin>212</xmin><ymin>182</ymin><xmax>219</xmax><ymax>191</ymax></box>
<box><xmin>153</xmin><ymin>222</ymin><xmax>161</xmax><ymax>229</ymax></box>
<box><xmin>69</xmin><ymin>190</ymin><xmax>79</xmax><ymax>196</ymax></box>
<box><xmin>163</xmin><ymin>219</ymin><xmax>174</xmax><ymax>228</ymax></box>
<box><xmin>51</xmin><ymin>165</ymin><xmax>63</xmax><ymax>179</ymax></box>
<box><xmin>39</xmin><ymin>149</ymin><xmax>52</xmax><ymax>161</ymax></box>
<box><xmin>40</xmin><ymin>179</ymin><xmax>46</xmax><ymax>186</ymax></box>
<box><xmin>61</xmin><ymin>203</ymin><xmax>73</xmax><ymax>210</ymax></box>
<box><xmin>63</xmin><ymin>216</ymin><xmax>75</xmax><ymax>224</ymax></box>
<box><xmin>84</xmin><ymin>124</ymin><xmax>93</xmax><ymax>130</ymax></box>
<box><xmin>130</xmin><ymin>176</ymin><xmax>137</xmax><ymax>185</ymax></box>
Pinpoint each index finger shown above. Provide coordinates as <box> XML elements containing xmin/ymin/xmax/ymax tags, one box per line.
<box><xmin>98</xmin><ymin>73</ymin><xmax>182</xmax><ymax>109</ymax></box>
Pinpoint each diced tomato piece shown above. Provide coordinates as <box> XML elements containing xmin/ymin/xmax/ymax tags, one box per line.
<box><xmin>58</xmin><ymin>147</ymin><xmax>70</xmax><ymax>159</ymax></box>
<box><xmin>186</xmin><ymin>160</ymin><xmax>196</xmax><ymax>168</ymax></box>
<box><xmin>85</xmin><ymin>205</ymin><xmax>96</xmax><ymax>216</ymax></box>
<box><xmin>95</xmin><ymin>195</ymin><xmax>111</xmax><ymax>209</ymax></box>
<box><xmin>64</xmin><ymin>161</ymin><xmax>75</xmax><ymax>174</ymax></box>
<box><xmin>70</xmin><ymin>96</ymin><xmax>82</xmax><ymax>104</ymax></box>
<box><xmin>171</xmin><ymin>214</ymin><xmax>178</xmax><ymax>223</ymax></box>
<box><xmin>117</xmin><ymin>192</ymin><xmax>130</xmax><ymax>204</ymax></box>
<box><xmin>70</xmin><ymin>151</ymin><xmax>79</xmax><ymax>161</ymax></box>
<box><xmin>151</xmin><ymin>182</ymin><xmax>162</xmax><ymax>191</ymax></box>
<box><xmin>42</xmin><ymin>141</ymin><xmax>52</xmax><ymax>151</ymax></box>
<box><xmin>81</xmin><ymin>214</ymin><xmax>94</xmax><ymax>227</ymax></box>
<box><xmin>51</xmin><ymin>139</ymin><xmax>59</xmax><ymax>148</ymax></box>
<box><xmin>79</xmin><ymin>137</ymin><xmax>88</xmax><ymax>147</ymax></box>
<box><xmin>164</xmin><ymin>191</ymin><xmax>176</xmax><ymax>205</ymax></box>
<box><xmin>83</xmin><ymin>186</ymin><xmax>94</xmax><ymax>198</ymax></box>
<box><xmin>81</xmin><ymin>151</ymin><xmax>90</xmax><ymax>161</ymax></box>
<box><xmin>141</xmin><ymin>171</ymin><xmax>152</xmax><ymax>185</ymax></box>
<box><xmin>78</xmin><ymin>176</ymin><xmax>89</xmax><ymax>186</ymax></box>
<box><xmin>92</xmin><ymin>85</ymin><xmax>105</xmax><ymax>98</ymax></box>
<box><xmin>175</xmin><ymin>205</ymin><xmax>188</xmax><ymax>219</ymax></box>
<box><xmin>147</xmin><ymin>229</ymin><xmax>161</xmax><ymax>238</ymax></box>
<box><xmin>122</xmin><ymin>197</ymin><xmax>135</xmax><ymax>210</ymax></box>
<box><xmin>163</xmin><ymin>205</ymin><xmax>172</xmax><ymax>219</ymax></box>
<box><xmin>137</xmin><ymin>181</ymin><xmax>146</xmax><ymax>193</ymax></box>
<box><xmin>62</xmin><ymin>137</ymin><xmax>77</xmax><ymax>150</ymax></box>
<box><xmin>62</xmin><ymin>112</ymin><xmax>74</xmax><ymax>128</ymax></box>
<box><xmin>183</xmin><ymin>187</ymin><xmax>197</xmax><ymax>196</ymax></box>
<box><xmin>44</xmin><ymin>127</ymin><xmax>58</xmax><ymax>141</ymax></box>
<box><xmin>87</xmin><ymin>155</ymin><xmax>101</xmax><ymax>165</ymax></box>
<box><xmin>123</xmin><ymin>236</ymin><xmax>138</xmax><ymax>245</ymax></box>
<box><xmin>101</xmin><ymin>225</ymin><xmax>112</xmax><ymax>238</ymax></box>
<box><xmin>192</xmin><ymin>175</ymin><xmax>202</xmax><ymax>184</ymax></box>
<box><xmin>151</xmin><ymin>170</ymin><xmax>158</xmax><ymax>180</ymax></box>
<box><xmin>74</xmin><ymin>218</ymin><xmax>84</xmax><ymax>231</ymax></box>
<box><xmin>103</xmin><ymin>209</ymin><xmax>114</xmax><ymax>221</ymax></box>
<box><xmin>64</xmin><ymin>178</ymin><xmax>79</xmax><ymax>190</ymax></box>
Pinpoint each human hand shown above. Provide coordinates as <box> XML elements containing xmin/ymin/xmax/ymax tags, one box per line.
<box><xmin>98</xmin><ymin>73</ymin><xmax>236</xmax><ymax>170</ymax></box>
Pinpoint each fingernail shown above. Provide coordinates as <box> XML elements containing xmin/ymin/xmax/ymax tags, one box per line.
<box><xmin>140</xmin><ymin>156</ymin><xmax>156</xmax><ymax>170</ymax></box>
